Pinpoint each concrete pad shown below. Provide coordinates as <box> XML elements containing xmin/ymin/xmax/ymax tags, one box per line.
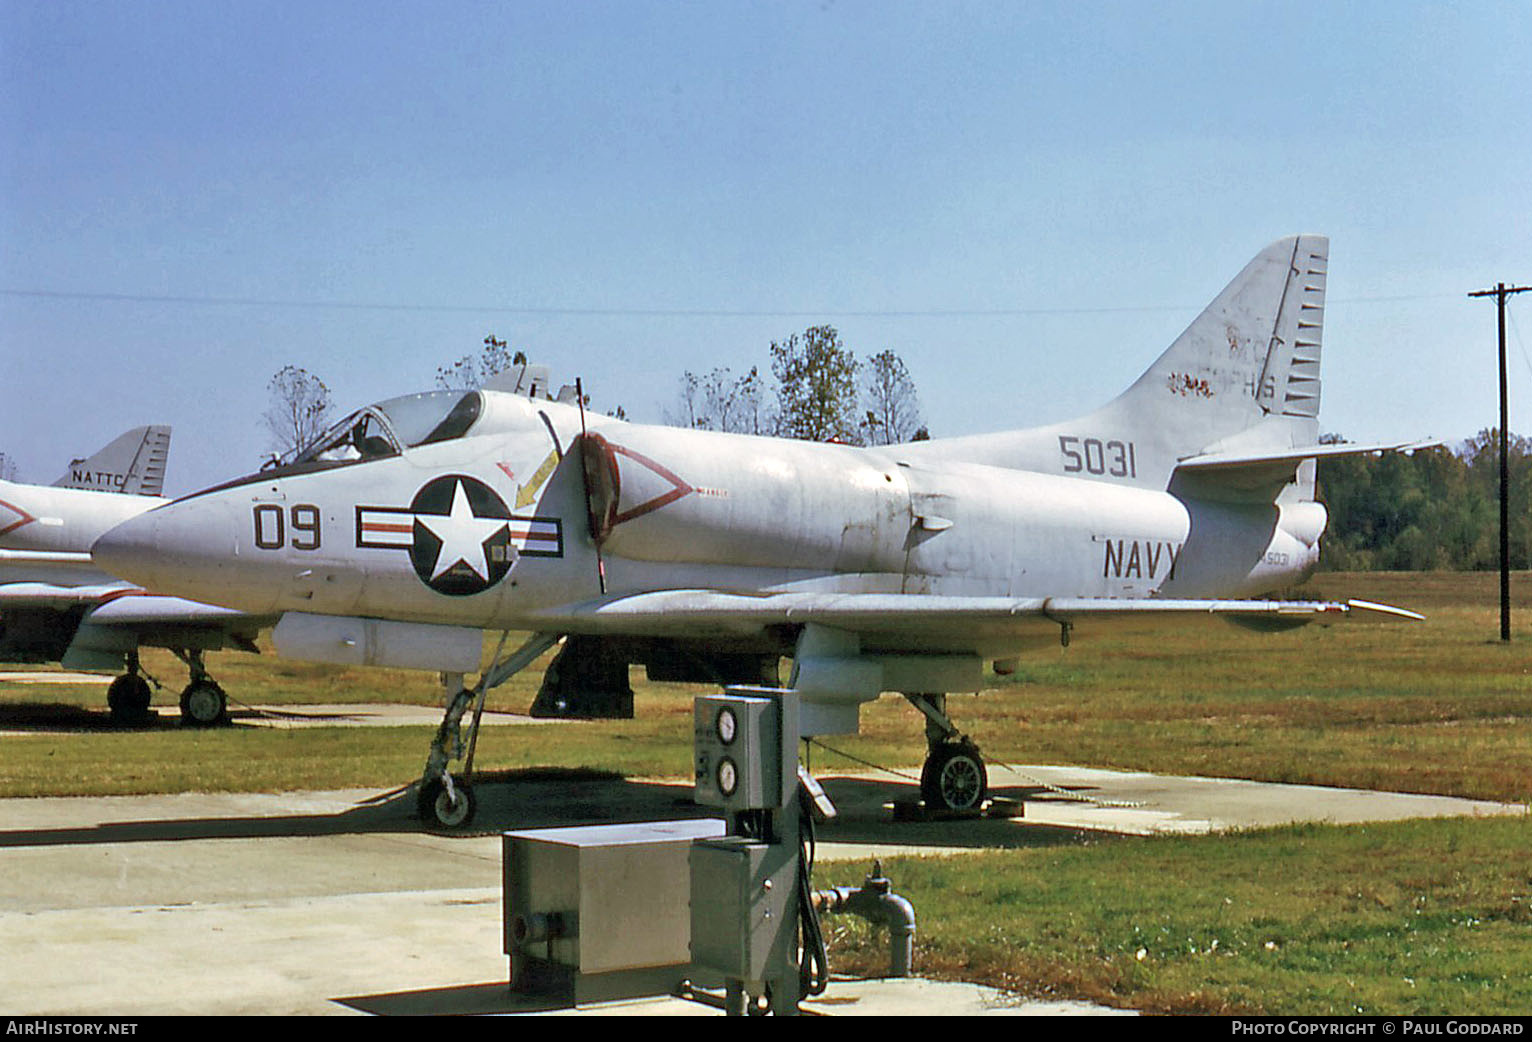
<box><xmin>0</xmin><ymin>767</ymin><xmax>1521</xmax><ymax>1017</ymax></box>
<box><xmin>984</xmin><ymin>764</ymin><xmax>1526</xmax><ymax>835</ymax></box>
<box><xmin>804</xmin><ymin>765</ymin><xmax>1524</xmax><ymax>861</ymax></box>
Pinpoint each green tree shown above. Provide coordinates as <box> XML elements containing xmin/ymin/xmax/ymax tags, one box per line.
<box><xmin>770</xmin><ymin>325</ymin><xmax>860</xmax><ymax>443</ymax></box>
<box><xmin>1317</xmin><ymin>432</ymin><xmax>1529</xmax><ymax>571</ymax></box>
<box><xmin>1463</xmin><ymin>428</ymin><xmax>1532</xmax><ymax>570</ymax></box>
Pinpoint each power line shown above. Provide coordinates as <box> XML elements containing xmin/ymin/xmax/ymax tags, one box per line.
<box><xmin>0</xmin><ymin>286</ymin><xmax>1462</xmax><ymax>320</ymax></box>
<box><xmin>1507</xmin><ymin>305</ymin><xmax>1532</xmax><ymax>386</ymax></box>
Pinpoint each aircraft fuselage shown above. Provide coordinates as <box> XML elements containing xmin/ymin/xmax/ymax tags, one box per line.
<box><xmin>93</xmin><ymin>392</ymin><xmax>1318</xmax><ymax>655</ymax></box>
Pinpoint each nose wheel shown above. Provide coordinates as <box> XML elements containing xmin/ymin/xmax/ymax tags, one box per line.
<box><xmin>417</xmin><ymin>774</ymin><xmax>477</xmax><ymax>830</ymax></box>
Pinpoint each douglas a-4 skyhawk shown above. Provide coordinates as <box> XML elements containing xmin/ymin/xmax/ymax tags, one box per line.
<box><xmin>93</xmin><ymin>236</ymin><xmax>1424</xmax><ymax>827</ymax></box>
<box><xmin>1</xmin><ymin>425</ymin><xmax>261</xmax><ymax>725</ymax></box>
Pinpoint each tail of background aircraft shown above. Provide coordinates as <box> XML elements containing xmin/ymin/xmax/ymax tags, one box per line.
<box><xmin>51</xmin><ymin>426</ymin><xmax>171</xmax><ymax>497</ymax></box>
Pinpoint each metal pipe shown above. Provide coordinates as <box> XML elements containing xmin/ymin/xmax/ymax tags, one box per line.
<box><xmin>811</xmin><ymin>861</ymin><xmax>916</xmax><ymax>977</ymax></box>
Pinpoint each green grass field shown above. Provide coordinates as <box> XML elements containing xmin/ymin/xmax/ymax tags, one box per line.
<box><xmin>2</xmin><ymin>570</ymin><xmax>1529</xmax><ymax>1013</ymax></box>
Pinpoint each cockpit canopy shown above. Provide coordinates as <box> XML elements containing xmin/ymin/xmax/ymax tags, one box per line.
<box><xmin>277</xmin><ymin>390</ymin><xmax>484</xmax><ymax>469</ymax></box>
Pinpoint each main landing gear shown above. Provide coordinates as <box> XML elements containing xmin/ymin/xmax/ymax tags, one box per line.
<box><xmin>416</xmin><ymin>632</ymin><xmax>561</xmax><ymax>831</ymax></box>
<box><xmin>906</xmin><ymin>693</ymin><xmax>990</xmax><ymax>813</ymax></box>
<box><xmin>106</xmin><ymin>654</ymin><xmax>152</xmax><ymax>726</ymax></box>
<box><xmin>106</xmin><ymin>649</ymin><xmax>231</xmax><ymax>727</ymax></box>
<box><xmin>174</xmin><ymin>649</ymin><xmax>228</xmax><ymax>727</ymax></box>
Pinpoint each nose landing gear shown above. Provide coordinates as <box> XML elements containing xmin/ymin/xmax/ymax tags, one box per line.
<box><xmin>416</xmin><ymin>632</ymin><xmax>561</xmax><ymax>831</ymax></box>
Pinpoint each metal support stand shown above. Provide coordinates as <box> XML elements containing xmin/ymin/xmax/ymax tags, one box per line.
<box><xmin>690</xmin><ymin>688</ymin><xmax>806</xmax><ymax>1015</ymax></box>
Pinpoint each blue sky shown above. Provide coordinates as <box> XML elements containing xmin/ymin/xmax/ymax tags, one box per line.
<box><xmin>2</xmin><ymin>1</ymin><xmax>1529</xmax><ymax>493</ymax></box>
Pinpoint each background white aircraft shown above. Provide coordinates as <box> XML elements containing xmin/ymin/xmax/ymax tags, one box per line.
<box><xmin>1</xmin><ymin>427</ymin><xmax>263</xmax><ymax>725</ymax></box>
<box><xmin>94</xmin><ymin>236</ymin><xmax>1424</xmax><ymax>825</ymax></box>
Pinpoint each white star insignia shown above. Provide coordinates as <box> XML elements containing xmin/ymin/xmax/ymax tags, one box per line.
<box><xmin>416</xmin><ymin>479</ymin><xmax>508</xmax><ymax>582</ymax></box>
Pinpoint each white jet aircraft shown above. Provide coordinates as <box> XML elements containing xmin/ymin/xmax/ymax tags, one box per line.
<box><xmin>93</xmin><ymin>236</ymin><xmax>1424</xmax><ymax>826</ymax></box>
<box><xmin>1</xmin><ymin>427</ymin><xmax>263</xmax><ymax>724</ymax></box>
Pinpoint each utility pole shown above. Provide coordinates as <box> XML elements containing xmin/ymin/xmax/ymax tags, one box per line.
<box><xmin>1468</xmin><ymin>282</ymin><xmax>1531</xmax><ymax>642</ymax></box>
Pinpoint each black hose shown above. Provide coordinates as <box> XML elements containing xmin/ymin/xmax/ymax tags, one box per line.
<box><xmin>797</xmin><ymin>785</ymin><xmax>829</xmax><ymax>996</ymax></box>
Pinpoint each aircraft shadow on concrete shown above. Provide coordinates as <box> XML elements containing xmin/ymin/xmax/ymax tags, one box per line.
<box><xmin>334</xmin><ymin>979</ymin><xmax>743</xmax><ymax>1016</ymax></box>
<box><xmin>0</xmin><ymin>701</ymin><xmax>183</xmax><ymax>732</ymax></box>
<box><xmin>335</xmin><ymin>981</ymin><xmax>580</xmax><ymax>1017</ymax></box>
<box><xmin>0</xmin><ymin>767</ymin><xmax>1111</xmax><ymax>852</ymax></box>
<box><xmin>0</xmin><ymin>702</ymin><xmax>382</xmax><ymax>732</ymax></box>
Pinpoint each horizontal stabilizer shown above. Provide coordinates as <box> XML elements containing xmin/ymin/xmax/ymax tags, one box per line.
<box><xmin>1344</xmin><ymin>599</ymin><xmax>1427</xmax><ymax>622</ymax></box>
<box><xmin>0</xmin><ymin>581</ymin><xmax>133</xmax><ymax>609</ymax></box>
<box><xmin>1176</xmin><ymin>437</ymin><xmax>1441</xmax><ymax>474</ymax></box>
<box><xmin>1173</xmin><ymin>437</ymin><xmax>1441</xmax><ymax>499</ymax></box>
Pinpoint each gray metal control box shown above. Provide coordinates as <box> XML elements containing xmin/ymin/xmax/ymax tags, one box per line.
<box><xmin>503</xmin><ymin>818</ymin><xmax>726</xmax><ymax>1003</ymax></box>
<box><xmin>689</xmin><ymin>836</ymin><xmax>798</xmax><ymax>983</ymax></box>
<box><xmin>694</xmin><ymin>692</ymin><xmax>783</xmax><ymax>811</ymax></box>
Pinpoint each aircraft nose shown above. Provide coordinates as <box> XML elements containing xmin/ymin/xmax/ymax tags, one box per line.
<box><xmin>92</xmin><ymin>509</ymin><xmax>166</xmax><ymax>589</ymax></box>
<box><xmin>93</xmin><ymin>493</ymin><xmax>282</xmax><ymax>611</ymax></box>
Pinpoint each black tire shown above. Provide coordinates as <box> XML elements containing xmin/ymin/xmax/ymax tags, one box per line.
<box><xmin>417</xmin><ymin>775</ymin><xmax>477</xmax><ymax>830</ymax></box>
<box><xmin>920</xmin><ymin>742</ymin><xmax>988</xmax><ymax>812</ymax></box>
<box><xmin>179</xmin><ymin>680</ymin><xmax>228</xmax><ymax>727</ymax></box>
<box><xmin>107</xmin><ymin>674</ymin><xmax>152</xmax><ymax>725</ymax></box>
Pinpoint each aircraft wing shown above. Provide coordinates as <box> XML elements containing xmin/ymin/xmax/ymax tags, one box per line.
<box><xmin>527</xmin><ymin>589</ymin><xmax>1421</xmax><ymax>653</ymax></box>
<box><xmin>0</xmin><ymin>581</ymin><xmax>261</xmax><ymax>622</ymax></box>
<box><xmin>0</xmin><ymin>582</ymin><xmax>269</xmax><ymax>668</ymax></box>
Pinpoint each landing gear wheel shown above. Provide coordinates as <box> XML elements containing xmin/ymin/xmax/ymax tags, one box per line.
<box><xmin>179</xmin><ymin>680</ymin><xmax>228</xmax><ymax>727</ymax></box>
<box><xmin>107</xmin><ymin>674</ymin><xmax>152</xmax><ymax>725</ymax></box>
<box><xmin>920</xmin><ymin>741</ymin><xmax>988</xmax><ymax>813</ymax></box>
<box><xmin>417</xmin><ymin>775</ymin><xmax>477</xmax><ymax>830</ymax></box>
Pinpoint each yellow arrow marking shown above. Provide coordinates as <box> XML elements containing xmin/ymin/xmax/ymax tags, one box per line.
<box><xmin>515</xmin><ymin>450</ymin><xmax>559</xmax><ymax>509</ymax></box>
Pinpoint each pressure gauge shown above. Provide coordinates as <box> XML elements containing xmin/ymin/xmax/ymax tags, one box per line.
<box><xmin>716</xmin><ymin>757</ymin><xmax>738</xmax><ymax>797</ymax></box>
<box><xmin>694</xmin><ymin>692</ymin><xmax>786</xmax><ymax>810</ymax></box>
<box><xmin>715</xmin><ymin>706</ymin><xmax>738</xmax><ymax>745</ymax></box>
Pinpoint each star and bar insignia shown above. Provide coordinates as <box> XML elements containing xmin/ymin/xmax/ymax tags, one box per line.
<box><xmin>355</xmin><ymin>474</ymin><xmax>562</xmax><ymax>596</ymax></box>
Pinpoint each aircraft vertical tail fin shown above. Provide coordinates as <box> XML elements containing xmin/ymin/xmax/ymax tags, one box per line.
<box><xmin>1058</xmin><ymin>235</ymin><xmax>1330</xmax><ymax>489</ymax></box>
<box><xmin>1107</xmin><ymin>235</ymin><xmax>1327</xmax><ymax>444</ymax></box>
<box><xmin>52</xmin><ymin>426</ymin><xmax>172</xmax><ymax>496</ymax></box>
<box><xmin>899</xmin><ymin>236</ymin><xmax>1331</xmax><ymax>493</ymax></box>
<box><xmin>1254</xmin><ymin>238</ymin><xmax>1326</xmax><ymax>421</ymax></box>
